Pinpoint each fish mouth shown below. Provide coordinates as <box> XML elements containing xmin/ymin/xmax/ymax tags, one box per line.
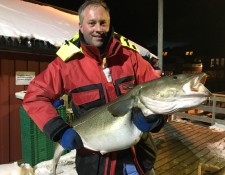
<box><xmin>183</xmin><ymin>73</ymin><xmax>212</xmax><ymax>97</ymax></box>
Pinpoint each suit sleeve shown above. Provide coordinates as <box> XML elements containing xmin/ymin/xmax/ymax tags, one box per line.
<box><xmin>22</xmin><ymin>58</ymin><xmax>70</xmax><ymax>141</ymax></box>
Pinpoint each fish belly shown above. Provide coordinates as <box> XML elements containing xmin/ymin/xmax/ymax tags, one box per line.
<box><xmin>74</xmin><ymin>113</ymin><xmax>142</xmax><ymax>154</ymax></box>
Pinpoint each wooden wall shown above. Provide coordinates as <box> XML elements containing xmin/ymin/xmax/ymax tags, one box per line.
<box><xmin>0</xmin><ymin>51</ymin><xmax>54</xmax><ymax>164</ymax></box>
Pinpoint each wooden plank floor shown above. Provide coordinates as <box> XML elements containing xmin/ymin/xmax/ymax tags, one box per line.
<box><xmin>152</xmin><ymin>121</ymin><xmax>225</xmax><ymax>175</ymax></box>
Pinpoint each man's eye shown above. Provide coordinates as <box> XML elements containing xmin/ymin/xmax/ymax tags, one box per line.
<box><xmin>89</xmin><ymin>22</ymin><xmax>95</xmax><ymax>26</ymax></box>
<box><xmin>100</xmin><ymin>22</ymin><xmax>107</xmax><ymax>26</ymax></box>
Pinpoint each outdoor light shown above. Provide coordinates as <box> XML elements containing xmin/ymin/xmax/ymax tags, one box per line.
<box><xmin>185</xmin><ymin>51</ymin><xmax>194</xmax><ymax>55</ymax></box>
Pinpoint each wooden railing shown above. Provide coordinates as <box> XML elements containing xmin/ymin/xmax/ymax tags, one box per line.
<box><xmin>172</xmin><ymin>93</ymin><xmax>225</xmax><ymax>125</ymax></box>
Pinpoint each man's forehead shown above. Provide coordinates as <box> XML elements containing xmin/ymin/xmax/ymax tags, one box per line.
<box><xmin>83</xmin><ymin>5</ymin><xmax>109</xmax><ymax>16</ymax></box>
<box><xmin>82</xmin><ymin>7</ymin><xmax>110</xmax><ymax>23</ymax></box>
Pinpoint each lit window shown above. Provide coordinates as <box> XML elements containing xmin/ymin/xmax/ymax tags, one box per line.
<box><xmin>163</xmin><ymin>52</ymin><xmax>168</xmax><ymax>56</ymax></box>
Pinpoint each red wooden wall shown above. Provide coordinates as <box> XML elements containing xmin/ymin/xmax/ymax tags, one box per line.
<box><xmin>0</xmin><ymin>51</ymin><xmax>54</xmax><ymax>164</ymax></box>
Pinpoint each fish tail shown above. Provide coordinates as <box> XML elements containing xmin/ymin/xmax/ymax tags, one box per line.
<box><xmin>51</xmin><ymin>143</ymin><xmax>65</xmax><ymax>175</ymax></box>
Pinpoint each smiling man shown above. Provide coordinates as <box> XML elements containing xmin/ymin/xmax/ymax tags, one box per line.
<box><xmin>22</xmin><ymin>1</ymin><xmax>167</xmax><ymax>175</ymax></box>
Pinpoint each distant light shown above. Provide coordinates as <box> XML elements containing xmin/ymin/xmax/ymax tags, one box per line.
<box><xmin>163</xmin><ymin>51</ymin><xmax>168</xmax><ymax>56</ymax></box>
<box><xmin>185</xmin><ymin>51</ymin><xmax>194</xmax><ymax>55</ymax></box>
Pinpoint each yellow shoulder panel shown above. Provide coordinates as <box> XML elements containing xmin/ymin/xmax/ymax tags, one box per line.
<box><xmin>56</xmin><ymin>33</ymin><xmax>82</xmax><ymax>62</ymax></box>
<box><xmin>114</xmin><ymin>32</ymin><xmax>140</xmax><ymax>52</ymax></box>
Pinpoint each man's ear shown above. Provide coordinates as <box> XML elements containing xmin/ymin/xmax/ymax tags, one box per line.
<box><xmin>79</xmin><ymin>23</ymin><xmax>83</xmax><ymax>33</ymax></box>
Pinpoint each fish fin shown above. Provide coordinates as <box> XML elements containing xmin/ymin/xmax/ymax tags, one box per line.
<box><xmin>108</xmin><ymin>99</ymin><xmax>134</xmax><ymax>116</ymax></box>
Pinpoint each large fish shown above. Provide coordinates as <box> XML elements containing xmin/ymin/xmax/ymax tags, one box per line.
<box><xmin>52</xmin><ymin>73</ymin><xmax>211</xmax><ymax>174</ymax></box>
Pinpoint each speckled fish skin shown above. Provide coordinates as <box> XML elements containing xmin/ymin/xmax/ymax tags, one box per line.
<box><xmin>52</xmin><ymin>73</ymin><xmax>211</xmax><ymax>175</ymax></box>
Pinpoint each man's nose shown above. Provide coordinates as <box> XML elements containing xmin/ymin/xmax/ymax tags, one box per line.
<box><xmin>95</xmin><ymin>23</ymin><xmax>103</xmax><ymax>31</ymax></box>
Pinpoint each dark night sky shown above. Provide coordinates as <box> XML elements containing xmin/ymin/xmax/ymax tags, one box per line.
<box><xmin>35</xmin><ymin>0</ymin><xmax>225</xmax><ymax>54</ymax></box>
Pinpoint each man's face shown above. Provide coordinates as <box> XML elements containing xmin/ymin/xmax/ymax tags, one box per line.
<box><xmin>79</xmin><ymin>5</ymin><xmax>110</xmax><ymax>48</ymax></box>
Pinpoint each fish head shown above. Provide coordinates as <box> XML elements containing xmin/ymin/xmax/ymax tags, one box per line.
<box><xmin>139</xmin><ymin>73</ymin><xmax>212</xmax><ymax>115</ymax></box>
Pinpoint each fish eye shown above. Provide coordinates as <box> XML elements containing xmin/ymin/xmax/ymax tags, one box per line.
<box><xmin>173</xmin><ymin>76</ymin><xmax>177</xmax><ymax>80</ymax></box>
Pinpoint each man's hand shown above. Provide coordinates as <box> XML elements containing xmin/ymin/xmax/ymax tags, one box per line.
<box><xmin>61</xmin><ymin>128</ymin><xmax>83</xmax><ymax>150</ymax></box>
<box><xmin>132</xmin><ymin>108</ymin><xmax>167</xmax><ymax>133</ymax></box>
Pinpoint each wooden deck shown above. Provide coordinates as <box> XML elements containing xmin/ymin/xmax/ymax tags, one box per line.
<box><xmin>152</xmin><ymin>121</ymin><xmax>225</xmax><ymax>175</ymax></box>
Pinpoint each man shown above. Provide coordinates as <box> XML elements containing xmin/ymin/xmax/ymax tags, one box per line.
<box><xmin>23</xmin><ymin>0</ymin><xmax>166</xmax><ymax>174</ymax></box>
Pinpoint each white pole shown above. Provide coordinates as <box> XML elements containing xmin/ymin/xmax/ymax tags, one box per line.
<box><xmin>158</xmin><ymin>0</ymin><xmax>164</xmax><ymax>71</ymax></box>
